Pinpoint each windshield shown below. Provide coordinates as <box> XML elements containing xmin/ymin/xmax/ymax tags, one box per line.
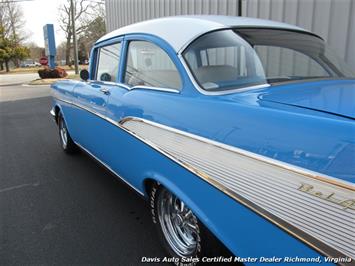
<box><xmin>183</xmin><ymin>28</ymin><xmax>355</xmax><ymax>92</ymax></box>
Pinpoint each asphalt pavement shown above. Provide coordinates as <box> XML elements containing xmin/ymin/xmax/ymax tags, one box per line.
<box><xmin>0</xmin><ymin>72</ymin><xmax>51</xmax><ymax>102</ymax></box>
<box><xmin>0</xmin><ymin>72</ymin><xmax>39</xmax><ymax>86</ymax></box>
<box><xmin>0</xmin><ymin>84</ymin><xmax>51</xmax><ymax>102</ymax></box>
<box><xmin>0</xmin><ymin>71</ymin><xmax>75</xmax><ymax>87</ymax></box>
<box><xmin>0</xmin><ymin>81</ymin><xmax>165</xmax><ymax>265</ymax></box>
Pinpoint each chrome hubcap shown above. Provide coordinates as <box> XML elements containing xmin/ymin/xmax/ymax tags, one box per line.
<box><xmin>157</xmin><ymin>189</ymin><xmax>199</xmax><ymax>257</ymax></box>
<box><xmin>59</xmin><ymin>118</ymin><xmax>68</xmax><ymax>148</ymax></box>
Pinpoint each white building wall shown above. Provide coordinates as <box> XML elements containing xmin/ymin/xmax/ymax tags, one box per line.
<box><xmin>105</xmin><ymin>0</ymin><xmax>242</xmax><ymax>32</ymax></box>
<box><xmin>243</xmin><ymin>0</ymin><xmax>355</xmax><ymax>71</ymax></box>
<box><xmin>105</xmin><ymin>0</ymin><xmax>355</xmax><ymax>71</ymax></box>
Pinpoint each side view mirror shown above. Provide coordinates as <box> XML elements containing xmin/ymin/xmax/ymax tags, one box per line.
<box><xmin>80</xmin><ymin>69</ymin><xmax>89</xmax><ymax>81</ymax></box>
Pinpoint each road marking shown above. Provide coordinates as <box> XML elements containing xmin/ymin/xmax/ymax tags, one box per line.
<box><xmin>22</xmin><ymin>84</ymin><xmax>52</xmax><ymax>87</ymax></box>
<box><xmin>0</xmin><ymin>83</ymin><xmax>24</xmax><ymax>87</ymax></box>
<box><xmin>41</xmin><ymin>222</ymin><xmax>57</xmax><ymax>233</ymax></box>
<box><xmin>0</xmin><ymin>182</ymin><xmax>39</xmax><ymax>193</ymax></box>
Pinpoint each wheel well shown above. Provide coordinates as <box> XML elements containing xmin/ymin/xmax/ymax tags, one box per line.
<box><xmin>144</xmin><ymin>178</ymin><xmax>233</xmax><ymax>257</ymax></box>
<box><xmin>54</xmin><ymin>105</ymin><xmax>61</xmax><ymax>123</ymax></box>
<box><xmin>143</xmin><ymin>178</ymin><xmax>158</xmax><ymax>198</ymax></box>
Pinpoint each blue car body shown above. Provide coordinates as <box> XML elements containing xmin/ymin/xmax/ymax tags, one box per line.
<box><xmin>51</xmin><ymin>16</ymin><xmax>355</xmax><ymax>265</ymax></box>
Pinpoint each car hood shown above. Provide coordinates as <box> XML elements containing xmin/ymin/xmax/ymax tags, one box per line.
<box><xmin>258</xmin><ymin>79</ymin><xmax>355</xmax><ymax>119</ymax></box>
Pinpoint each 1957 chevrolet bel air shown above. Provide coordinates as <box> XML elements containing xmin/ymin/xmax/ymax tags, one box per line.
<box><xmin>51</xmin><ymin>16</ymin><xmax>355</xmax><ymax>265</ymax></box>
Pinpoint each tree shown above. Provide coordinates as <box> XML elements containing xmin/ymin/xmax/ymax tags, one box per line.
<box><xmin>56</xmin><ymin>41</ymin><xmax>67</xmax><ymax>65</ymax></box>
<box><xmin>77</xmin><ymin>39</ymin><xmax>88</xmax><ymax>64</ymax></box>
<box><xmin>0</xmin><ymin>28</ymin><xmax>11</xmax><ymax>71</ymax></box>
<box><xmin>0</xmin><ymin>0</ymin><xmax>28</xmax><ymax>71</ymax></box>
<box><xmin>3</xmin><ymin>0</ymin><xmax>26</xmax><ymax>44</ymax></box>
<box><xmin>58</xmin><ymin>0</ymin><xmax>90</xmax><ymax>65</ymax></box>
<box><xmin>0</xmin><ymin>29</ymin><xmax>29</xmax><ymax>72</ymax></box>
<box><xmin>78</xmin><ymin>14</ymin><xmax>106</xmax><ymax>62</ymax></box>
<box><xmin>26</xmin><ymin>42</ymin><xmax>45</xmax><ymax>63</ymax></box>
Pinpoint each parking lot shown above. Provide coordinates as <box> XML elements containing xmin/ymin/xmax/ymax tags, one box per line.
<box><xmin>0</xmin><ymin>77</ymin><xmax>165</xmax><ymax>265</ymax></box>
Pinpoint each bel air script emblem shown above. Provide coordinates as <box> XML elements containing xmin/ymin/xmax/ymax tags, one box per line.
<box><xmin>298</xmin><ymin>183</ymin><xmax>355</xmax><ymax>211</ymax></box>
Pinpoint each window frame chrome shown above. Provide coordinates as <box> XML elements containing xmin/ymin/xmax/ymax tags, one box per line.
<box><xmin>82</xmin><ymin>80</ymin><xmax>180</xmax><ymax>94</ymax></box>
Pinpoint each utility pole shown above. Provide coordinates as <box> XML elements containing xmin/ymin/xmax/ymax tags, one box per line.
<box><xmin>238</xmin><ymin>0</ymin><xmax>242</xmax><ymax>16</ymax></box>
<box><xmin>70</xmin><ymin>0</ymin><xmax>79</xmax><ymax>74</ymax></box>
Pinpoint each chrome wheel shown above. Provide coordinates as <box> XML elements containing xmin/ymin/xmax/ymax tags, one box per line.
<box><xmin>57</xmin><ymin>112</ymin><xmax>77</xmax><ymax>154</ymax></box>
<box><xmin>157</xmin><ymin>189</ymin><xmax>200</xmax><ymax>257</ymax></box>
<box><xmin>59</xmin><ymin>117</ymin><xmax>68</xmax><ymax>148</ymax></box>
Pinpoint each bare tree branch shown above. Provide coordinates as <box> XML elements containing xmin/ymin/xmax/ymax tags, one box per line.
<box><xmin>58</xmin><ymin>0</ymin><xmax>93</xmax><ymax>65</ymax></box>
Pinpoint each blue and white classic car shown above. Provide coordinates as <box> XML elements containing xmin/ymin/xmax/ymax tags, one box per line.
<box><xmin>51</xmin><ymin>16</ymin><xmax>355</xmax><ymax>265</ymax></box>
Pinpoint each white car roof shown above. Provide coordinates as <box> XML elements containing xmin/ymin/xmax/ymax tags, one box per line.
<box><xmin>97</xmin><ymin>15</ymin><xmax>310</xmax><ymax>53</ymax></box>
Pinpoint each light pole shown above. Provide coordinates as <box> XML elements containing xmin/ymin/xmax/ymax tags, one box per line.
<box><xmin>70</xmin><ymin>0</ymin><xmax>79</xmax><ymax>74</ymax></box>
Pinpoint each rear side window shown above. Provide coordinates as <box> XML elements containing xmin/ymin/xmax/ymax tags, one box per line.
<box><xmin>96</xmin><ymin>42</ymin><xmax>121</xmax><ymax>82</ymax></box>
<box><xmin>124</xmin><ymin>41</ymin><xmax>181</xmax><ymax>90</ymax></box>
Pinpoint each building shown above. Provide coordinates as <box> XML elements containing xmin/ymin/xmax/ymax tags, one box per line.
<box><xmin>105</xmin><ymin>0</ymin><xmax>355</xmax><ymax>71</ymax></box>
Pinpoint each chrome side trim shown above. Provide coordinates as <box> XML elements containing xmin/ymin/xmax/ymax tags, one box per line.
<box><xmin>178</xmin><ymin>54</ymin><xmax>270</xmax><ymax>96</ymax></box>
<box><xmin>54</xmin><ymin>98</ymin><xmax>354</xmax><ymax>192</ymax></box>
<box><xmin>119</xmin><ymin>117</ymin><xmax>354</xmax><ymax>192</ymax></box>
<box><xmin>75</xmin><ymin>141</ymin><xmax>144</xmax><ymax>196</ymax></box>
<box><xmin>119</xmin><ymin>117</ymin><xmax>355</xmax><ymax>262</ymax></box>
<box><xmin>90</xmin><ymin>80</ymin><xmax>131</xmax><ymax>90</ymax></box>
<box><xmin>54</xmin><ymin>97</ymin><xmax>354</xmax><ymax>192</ymax></box>
<box><xmin>85</xmin><ymin>80</ymin><xmax>180</xmax><ymax>94</ymax></box>
<box><xmin>131</xmin><ymin>85</ymin><xmax>180</xmax><ymax>94</ymax></box>
<box><xmin>55</xmin><ymin>97</ymin><xmax>121</xmax><ymax>127</ymax></box>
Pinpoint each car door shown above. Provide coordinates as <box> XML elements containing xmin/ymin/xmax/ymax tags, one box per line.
<box><xmin>104</xmin><ymin>38</ymin><xmax>184</xmax><ymax>189</ymax></box>
<box><xmin>70</xmin><ymin>41</ymin><xmax>123</xmax><ymax>159</ymax></box>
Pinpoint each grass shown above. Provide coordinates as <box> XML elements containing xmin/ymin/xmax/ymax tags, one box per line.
<box><xmin>66</xmin><ymin>73</ymin><xmax>80</xmax><ymax>80</ymax></box>
<box><xmin>0</xmin><ymin>67</ymin><xmax>43</xmax><ymax>74</ymax></box>
<box><xmin>0</xmin><ymin>65</ymin><xmax>86</xmax><ymax>75</ymax></box>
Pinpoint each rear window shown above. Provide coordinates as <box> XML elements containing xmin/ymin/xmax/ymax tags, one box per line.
<box><xmin>183</xmin><ymin>28</ymin><xmax>355</xmax><ymax>92</ymax></box>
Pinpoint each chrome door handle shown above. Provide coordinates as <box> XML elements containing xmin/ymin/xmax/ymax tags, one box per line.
<box><xmin>100</xmin><ymin>88</ymin><xmax>110</xmax><ymax>95</ymax></box>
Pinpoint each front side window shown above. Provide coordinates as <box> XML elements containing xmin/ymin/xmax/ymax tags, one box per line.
<box><xmin>183</xmin><ymin>29</ymin><xmax>355</xmax><ymax>92</ymax></box>
<box><xmin>96</xmin><ymin>42</ymin><xmax>121</xmax><ymax>82</ymax></box>
<box><xmin>124</xmin><ymin>41</ymin><xmax>182</xmax><ymax>90</ymax></box>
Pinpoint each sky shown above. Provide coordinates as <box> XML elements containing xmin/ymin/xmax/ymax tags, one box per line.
<box><xmin>19</xmin><ymin>0</ymin><xmax>67</xmax><ymax>47</ymax></box>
